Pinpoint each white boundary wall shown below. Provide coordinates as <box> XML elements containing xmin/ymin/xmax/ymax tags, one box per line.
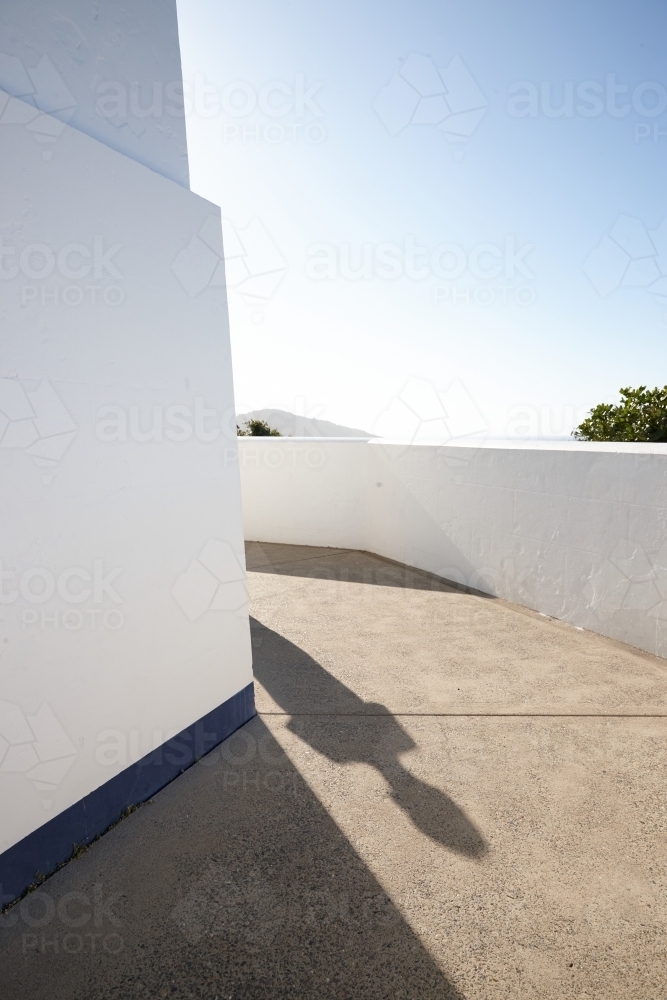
<box><xmin>239</xmin><ymin>438</ymin><xmax>667</xmax><ymax>658</ymax></box>
<box><xmin>239</xmin><ymin>439</ymin><xmax>369</xmax><ymax>550</ymax></box>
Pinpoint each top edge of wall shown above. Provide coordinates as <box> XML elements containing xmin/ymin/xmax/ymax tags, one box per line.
<box><xmin>238</xmin><ymin>437</ymin><xmax>667</xmax><ymax>454</ymax></box>
<box><xmin>237</xmin><ymin>437</ymin><xmax>375</xmax><ymax>443</ymax></box>
<box><xmin>369</xmin><ymin>439</ymin><xmax>667</xmax><ymax>453</ymax></box>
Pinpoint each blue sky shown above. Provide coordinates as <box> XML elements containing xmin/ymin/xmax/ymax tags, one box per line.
<box><xmin>176</xmin><ymin>0</ymin><xmax>667</xmax><ymax>439</ymax></box>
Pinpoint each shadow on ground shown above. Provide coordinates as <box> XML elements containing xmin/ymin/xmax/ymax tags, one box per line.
<box><xmin>246</xmin><ymin>541</ymin><xmax>493</xmax><ymax>597</ymax></box>
<box><xmin>252</xmin><ymin>618</ymin><xmax>487</xmax><ymax>859</ymax></box>
<box><xmin>0</xmin><ymin>708</ymin><xmax>469</xmax><ymax>998</ymax></box>
<box><xmin>0</xmin><ymin>546</ymin><xmax>492</xmax><ymax>998</ymax></box>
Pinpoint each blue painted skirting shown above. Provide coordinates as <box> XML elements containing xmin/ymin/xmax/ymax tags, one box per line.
<box><xmin>0</xmin><ymin>682</ymin><xmax>255</xmax><ymax>906</ymax></box>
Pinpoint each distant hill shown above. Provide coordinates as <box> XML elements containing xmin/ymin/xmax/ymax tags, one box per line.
<box><xmin>236</xmin><ymin>408</ymin><xmax>376</xmax><ymax>438</ymax></box>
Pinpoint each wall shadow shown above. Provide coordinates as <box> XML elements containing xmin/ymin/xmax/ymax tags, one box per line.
<box><xmin>251</xmin><ymin>618</ymin><xmax>487</xmax><ymax>859</ymax></box>
<box><xmin>0</xmin><ymin>546</ymin><xmax>488</xmax><ymax>998</ymax></box>
<box><xmin>246</xmin><ymin>541</ymin><xmax>496</xmax><ymax>599</ymax></box>
<box><xmin>0</xmin><ymin>714</ymin><xmax>467</xmax><ymax>1000</ymax></box>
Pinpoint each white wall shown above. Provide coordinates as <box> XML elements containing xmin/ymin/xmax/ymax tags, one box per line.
<box><xmin>0</xmin><ymin>96</ymin><xmax>251</xmax><ymax>855</ymax></box>
<box><xmin>240</xmin><ymin>438</ymin><xmax>369</xmax><ymax>550</ymax></box>
<box><xmin>0</xmin><ymin>0</ymin><xmax>189</xmax><ymax>186</ymax></box>
<box><xmin>239</xmin><ymin>438</ymin><xmax>667</xmax><ymax>658</ymax></box>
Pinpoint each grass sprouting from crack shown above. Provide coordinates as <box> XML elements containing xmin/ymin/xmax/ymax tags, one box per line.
<box><xmin>1</xmin><ymin>801</ymin><xmax>150</xmax><ymax>916</ymax></box>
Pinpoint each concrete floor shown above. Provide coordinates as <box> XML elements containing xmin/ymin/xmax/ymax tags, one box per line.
<box><xmin>2</xmin><ymin>542</ymin><xmax>667</xmax><ymax>998</ymax></box>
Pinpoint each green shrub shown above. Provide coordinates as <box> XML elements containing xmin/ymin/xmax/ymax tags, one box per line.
<box><xmin>237</xmin><ymin>419</ymin><xmax>282</xmax><ymax>437</ymax></box>
<box><xmin>573</xmin><ymin>386</ymin><xmax>667</xmax><ymax>442</ymax></box>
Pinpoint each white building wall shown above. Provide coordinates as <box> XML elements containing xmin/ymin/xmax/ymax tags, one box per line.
<box><xmin>0</xmin><ymin>0</ymin><xmax>189</xmax><ymax>186</ymax></box>
<box><xmin>0</xmin><ymin>95</ymin><xmax>251</xmax><ymax>857</ymax></box>
<box><xmin>239</xmin><ymin>438</ymin><xmax>667</xmax><ymax>658</ymax></box>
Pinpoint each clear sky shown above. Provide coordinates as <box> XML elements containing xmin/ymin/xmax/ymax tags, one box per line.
<box><xmin>176</xmin><ymin>0</ymin><xmax>667</xmax><ymax>440</ymax></box>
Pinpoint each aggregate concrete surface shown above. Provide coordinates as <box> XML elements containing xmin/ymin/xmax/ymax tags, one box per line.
<box><xmin>1</xmin><ymin>542</ymin><xmax>666</xmax><ymax>998</ymax></box>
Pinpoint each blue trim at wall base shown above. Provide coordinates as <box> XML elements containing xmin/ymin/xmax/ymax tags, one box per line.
<box><xmin>0</xmin><ymin>683</ymin><xmax>255</xmax><ymax>906</ymax></box>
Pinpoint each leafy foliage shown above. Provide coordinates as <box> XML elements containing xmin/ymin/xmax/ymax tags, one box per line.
<box><xmin>237</xmin><ymin>418</ymin><xmax>282</xmax><ymax>437</ymax></box>
<box><xmin>573</xmin><ymin>386</ymin><xmax>667</xmax><ymax>442</ymax></box>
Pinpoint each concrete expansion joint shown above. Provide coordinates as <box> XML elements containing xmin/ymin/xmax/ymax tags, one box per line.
<box><xmin>257</xmin><ymin>710</ymin><xmax>667</xmax><ymax>718</ymax></box>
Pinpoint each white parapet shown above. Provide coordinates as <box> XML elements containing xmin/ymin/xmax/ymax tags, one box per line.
<box><xmin>239</xmin><ymin>437</ymin><xmax>370</xmax><ymax>550</ymax></box>
<box><xmin>239</xmin><ymin>437</ymin><xmax>667</xmax><ymax>658</ymax></box>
